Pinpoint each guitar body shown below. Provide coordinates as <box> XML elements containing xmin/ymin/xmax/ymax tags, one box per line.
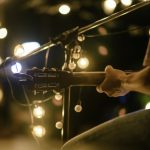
<box><xmin>61</xmin><ymin>109</ymin><xmax>150</xmax><ymax>150</ymax></box>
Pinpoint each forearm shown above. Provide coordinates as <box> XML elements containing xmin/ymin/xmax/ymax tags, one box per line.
<box><xmin>122</xmin><ymin>66</ymin><xmax>150</xmax><ymax>95</ymax></box>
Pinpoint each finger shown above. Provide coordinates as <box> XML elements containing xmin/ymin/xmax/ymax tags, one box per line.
<box><xmin>105</xmin><ymin>65</ymin><xmax>114</xmax><ymax>74</ymax></box>
<box><xmin>96</xmin><ymin>85</ymin><xmax>103</xmax><ymax>93</ymax></box>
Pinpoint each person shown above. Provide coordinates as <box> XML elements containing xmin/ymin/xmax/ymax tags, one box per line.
<box><xmin>96</xmin><ymin>65</ymin><xmax>150</xmax><ymax>97</ymax></box>
<box><xmin>61</xmin><ymin>39</ymin><xmax>150</xmax><ymax>150</ymax></box>
<box><xmin>96</xmin><ymin>38</ymin><xmax>150</xmax><ymax>97</ymax></box>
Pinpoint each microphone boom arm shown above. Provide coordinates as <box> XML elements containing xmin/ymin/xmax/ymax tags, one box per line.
<box><xmin>12</xmin><ymin>1</ymin><xmax>150</xmax><ymax>61</ymax></box>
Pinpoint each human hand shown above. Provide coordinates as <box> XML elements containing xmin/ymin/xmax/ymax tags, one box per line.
<box><xmin>96</xmin><ymin>65</ymin><xmax>130</xmax><ymax>97</ymax></box>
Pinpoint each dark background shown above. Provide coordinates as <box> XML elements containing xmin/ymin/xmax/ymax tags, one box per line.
<box><xmin>0</xmin><ymin>0</ymin><xmax>149</xmax><ymax>149</ymax></box>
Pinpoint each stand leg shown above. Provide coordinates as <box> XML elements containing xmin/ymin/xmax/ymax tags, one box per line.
<box><xmin>61</xmin><ymin>87</ymin><xmax>71</xmax><ymax>142</ymax></box>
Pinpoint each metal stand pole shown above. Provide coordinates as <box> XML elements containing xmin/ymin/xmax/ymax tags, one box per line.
<box><xmin>61</xmin><ymin>87</ymin><xmax>71</xmax><ymax>142</ymax></box>
<box><xmin>1</xmin><ymin>1</ymin><xmax>148</xmax><ymax>64</ymax></box>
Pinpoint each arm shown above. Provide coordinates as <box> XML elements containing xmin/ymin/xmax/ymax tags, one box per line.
<box><xmin>96</xmin><ymin>65</ymin><xmax>150</xmax><ymax>97</ymax></box>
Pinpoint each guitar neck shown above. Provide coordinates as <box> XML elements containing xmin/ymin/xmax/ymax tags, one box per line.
<box><xmin>70</xmin><ymin>72</ymin><xmax>105</xmax><ymax>86</ymax></box>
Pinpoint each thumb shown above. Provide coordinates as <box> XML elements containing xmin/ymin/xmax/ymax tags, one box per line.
<box><xmin>105</xmin><ymin>65</ymin><xmax>114</xmax><ymax>73</ymax></box>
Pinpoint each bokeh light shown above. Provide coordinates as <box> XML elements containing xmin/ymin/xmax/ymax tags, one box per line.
<box><xmin>0</xmin><ymin>57</ymin><xmax>3</xmax><ymax>65</ymax></box>
<box><xmin>52</xmin><ymin>99</ymin><xmax>63</xmax><ymax>106</ymax></box>
<box><xmin>98</xmin><ymin>45</ymin><xmax>109</xmax><ymax>56</ymax></box>
<box><xmin>98</xmin><ymin>27</ymin><xmax>108</xmax><ymax>35</ymax></box>
<box><xmin>14</xmin><ymin>42</ymin><xmax>40</xmax><ymax>58</ymax></box>
<box><xmin>121</xmin><ymin>0</ymin><xmax>133</xmax><ymax>7</ymax></box>
<box><xmin>11</xmin><ymin>62</ymin><xmax>22</xmax><ymax>73</ymax></box>
<box><xmin>145</xmin><ymin>102</ymin><xmax>150</xmax><ymax>110</ymax></box>
<box><xmin>103</xmin><ymin>0</ymin><xmax>117</xmax><ymax>14</ymax></box>
<box><xmin>33</xmin><ymin>106</ymin><xmax>45</xmax><ymax>119</ymax></box>
<box><xmin>68</xmin><ymin>61</ymin><xmax>76</xmax><ymax>70</ymax></box>
<box><xmin>0</xmin><ymin>88</ymin><xmax>4</xmax><ymax>104</ymax></box>
<box><xmin>74</xmin><ymin>105</ymin><xmax>82</xmax><ymax>113</ymax></box>
<box><xmin>0</xmin><ymin>27</ymin><xmax>7</xmax><ymax>39</ymax></box>
<box><xmin>55</xmin><ymin>121</ymin><xmax>63</xmax><ymax>129</ymax></box>
<box><xmin>32</xmin><ymin>125</ymin><xmax>46</xmax><ymax>138</ymax></box>
<box><xmin>54</xmin><ymin>93</ymin><xmax>63</xmax><ymax>101</ymax></box>
<box><xmin>52</xmin><ymin>93</ymin><xmax>63</xmax><ymax>106</ymax></box>
<box><xmin>77</xmin><ymin>57</ymin><xmax>89</xmax><ymax>69</ymax></box>
<box><xmin>59</xmin><ymin>4</ymin><xmax>71</xmax><ymax>15</ymax></box>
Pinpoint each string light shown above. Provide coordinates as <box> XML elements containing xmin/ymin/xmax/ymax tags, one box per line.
<box><xmin>33</xmin><ymin>106</ymin><xmax>45</xmax><ymax>119</ymax></box>
<box><xmin>98</xmin><ymin>27</ymin><xmax>108</xmax><ymax>35</ymax></box>
<box><xmin>121</xmin><ymin>0</ymin><xmax>133</xmax><ymax>7</ymax></box>
<box><xmin>72</xmin><ymin>53</ymin><xmax>80</xmax><ymax>59</ymax></box>
<box><xmin>74</xmin><ymin>104</ymin><xmax>82</xmax><ymax>113</ymax></box>
<box><xmin>54</xmin><ymin>92</ymin><xmax>63</xmax><ymax>101</ymax></box>
<box><xmin>145</xmin><ymin>102</ymin><xmax>150</xmax><ymax>110</ymax></box>
<box><xmin>32</xmin><ymin>125</ymin><xmax>46</xmax><ymax>138</ymax></box>
<box><xmin>0</xmin><ymin>27</ymin><xmax>7</xmax><ymax>39</ymax></box>
<box><xmin>74</xmin><ymin>45</ymin><xmax>81</xmax><ymax>53</ymax></box>
<box><xmin>98</xmin><ymin>45</ymin><xmax>108</xmax><ymax>56</ymax></box>
<box><xmin>59</xmin><ymin>4</ymin><xmax>71</xmax><ymax>15</ymax></box>
<box><xmin>55</xmin><ymin>121</ymin><xmax>63</xmax><ymax>129</ymax></box>
<box><xmin>11</xmin><ymin>62</ymin><xmax>22</xmax><ymax>73</ymax></box>
<box><xmin>103</xmin><ymin>0</ymin><xmax>117</xmax><ymax>14</ymax></box>
<box><xmin>14</xmin><ymin>45</ymin><xmax>25</xmax><ymax>58</ymax></box>
<box><xmin>68</xmin><ymin>61</ymin><xmax>76</xmax><ymax>70</ymax></box>
<box><xmin>77</xmin><ymin>35</ymin><xmax>85</xmax><ymax>42</ymax></box>
<box><xmin>0</xmin><ymin>57</ymin><xmax>3</xmax><ymax>65</ymax></box>
<box><xmin>14</xmin><ymin>42</ymin><xmax>40</xmax><ymax>58</ymax></box>
<box><xmin>72</xmin><ymin>45</ymin><xmax>82</xmax><ymax>60</ymax></box>
<box><xmin>77</xmin><ymin>57</ymin><xmax>89</xmax><ymax>69</ymax></box>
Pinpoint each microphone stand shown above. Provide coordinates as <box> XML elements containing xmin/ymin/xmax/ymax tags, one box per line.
<box><xmin>8</xmin><ymin>0</ymin><xmax>150</xmax><ymax>62</ymax></box>
<box><xmin>59</xmin><ymin>1</ymin><xmax>150</xmax><ymax>142</ymax></box>
<box><xmin>1</xmin><ymin>0</ymin><xmax>149</xmax><ymax>143</ymax></box>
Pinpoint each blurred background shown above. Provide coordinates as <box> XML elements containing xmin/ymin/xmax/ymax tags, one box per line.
<box><xmin>0</xmin><ymin>0</ymin><xmax>149</xmax><ymax>150</ymax></box>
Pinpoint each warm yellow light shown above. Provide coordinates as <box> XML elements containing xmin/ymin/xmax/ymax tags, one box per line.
<box><xmin>68</xmin><ymin>62</ymin><xmax>76</xmax><ymax>70</ymax></box>
<box><xmin>74</xmin><ymin>105</ymin><xmax>82</xmax><ymax>113</ymax></box>
<box><xmin>14</xmin><ymin>45</ymin><xmax>25</xmax><ymax>57</ymax></box>
<box><xmin>54</xmin><ymin>93</ymin><xmax>63</xmax><ymax>101</ymax></box>
<box><xmin>0</xmin><ymin>28</ymin><xmax>7</xmax><ymax>39</ymax></box>
<box><xmin>121</xmin><ymin>0</ymin><xmax>133</xmax><ymax>6</ymax></box>
<box><xmin>55</xmin><ymin>121</ymin><xmax>63</xmax><ymax>129</ymax></box>
<box><xmin>103</xmin><ymin>0</ymin><xmax>117</xmax><ymax>14</ymax></box>
<box><xmin>59</xmin><ymin>4</ymin><xmax>71</xmax><ymax>15</ymax></box>
<box><xmin>33</xmin><ymin>106</ymin><xmax>45</xmax><ymax>119</ymax></box>
<box><xmin>149</xmin><ymin>29</ymin><xmax>150</xmax><ymax>36</ymax></box>
<box><xmin>0</xmin><ymin>88</ymin><xmax>4</xmax><ymax>103</ymax></box>
<box><xmin>98</xmin><ymin>45</ymin><xmax>108</xmax><ymax>56</ymax></box>
<box><xmin>77</xmin><ymin>57</ymin><xmax>89</xmax><ymax>69</ymax></box>
<box><xmin>145</xmin><ymin>102</ymin><xmax>150</xmax><ymax>110</ymax></box>
<box><xmin>72</xmin><ymin>53</ymin><xmax>80</xmax><ymax>59</ymax></box>
<box><xmin>32</xmin><ymin>125</ymin><xmax>46</xmax><ymax>138</ymax></box>
<box><xmin>14</xmin><ymin>42</ymin><xmax>40</xmax><ymax>58</ymax></box>
<box><xmin>98</xmin><ymin>27</ymin><xmax>108</xmax><ymax>35</ymax></box>
<box><xmin>0</xmin><ymin>57</ymin><xmax>3</xmax><ymax>65</ymax></box>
